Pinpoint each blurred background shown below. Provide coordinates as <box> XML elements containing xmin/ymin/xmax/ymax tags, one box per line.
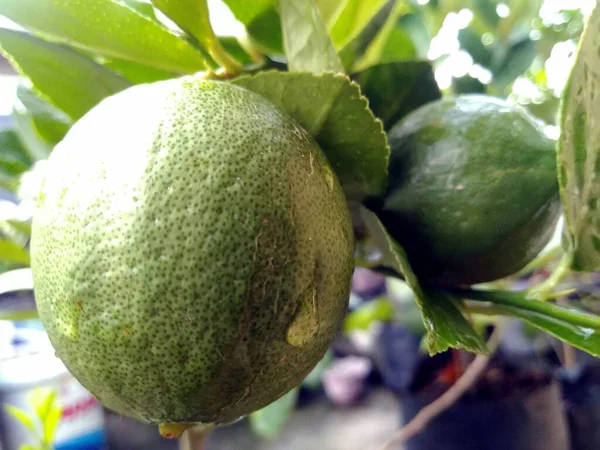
<box><xmin>1</xmin><ymin>0</ymin><xmax>598</xmax><ymax>449</ymax></box>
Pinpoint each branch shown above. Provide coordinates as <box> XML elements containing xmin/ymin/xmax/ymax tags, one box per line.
<box><xmin>376</xmin><ymin>325</ymin><xmax>503</xmax><ymax>450</ymax></box>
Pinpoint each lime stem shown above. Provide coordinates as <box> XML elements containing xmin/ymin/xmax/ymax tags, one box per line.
<box><xmin>514</xmin><ymin>246</ymin><xmax>562</xmax><ymax>277</ymax></box>
<box><xmin>449</xmin><ymin>287</ymin><xmax>600</xmax><ymax>330</ymax></box>
<box><xmin>197</xmin><ymin>0</ymin><xmax>243</xmax><ymax>75</ymax></box>
<box><xmin>526</xmin><ymin>252</ymin><xmax>573</xmax><ymax>300</ymax></box>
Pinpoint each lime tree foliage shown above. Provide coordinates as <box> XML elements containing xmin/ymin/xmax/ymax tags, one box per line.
<box><xmin>0</xmin><ymin>0</ymin><xmax>599</xmax><ymax>439</ymax></box>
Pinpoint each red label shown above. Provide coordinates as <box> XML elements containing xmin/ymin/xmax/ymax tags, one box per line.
<box><xmin>61</xmin><ymin>396</ymin><xmax>99</xmax><ymax>420</ymax></box>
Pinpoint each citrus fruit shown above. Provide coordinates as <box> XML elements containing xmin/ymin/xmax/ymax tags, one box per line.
<box><xmin>30</xmin><ymin>76</ymin><xmax>354</xmax><ymax>430</ymax></box>
<box><xmin>374</xmin><ymin>95</ymin><xmax>560</xmax><ymax>285</ymax></box>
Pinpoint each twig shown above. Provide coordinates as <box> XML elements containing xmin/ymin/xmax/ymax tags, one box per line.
<box><xmin>179</xmin><ymin>425</ymin><xmax>214</xmax><ymax>450</ymax></box>
<box><xmin>376</xmin><ymin>325</ymin><xmax>503</xmax><ymax>450</ymax></box>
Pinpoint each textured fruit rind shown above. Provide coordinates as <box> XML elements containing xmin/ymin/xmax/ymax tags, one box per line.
<box><xmin>377</xmin><ymin>95</ymin><xmax>561</xmax><ymax>285</ymax></box>
<box><xmin>31</xmin><ymin>77</ymin><xmax>354</xmax><ymax>424</ymax></box>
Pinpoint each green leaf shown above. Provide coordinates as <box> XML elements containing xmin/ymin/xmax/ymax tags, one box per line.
<box><xmin>0</xmin><ymin>218</ymin><xmax>31</xmax><ymax>247</ymax></box>
<box><xmin>328</xmin><ymin>0</ymin><xmax>388</xmax><ymax>50</ymax></box>
<box><xmin>220</xmin><ymin>37</ymin><xmax>253</xmax><ymax>66</ymax></box>
<box><xmin>279</xmin><ymin>0</ymin><xmax>343</xmax><ymax>73</ymax></box>
<box><xmin>0</xmin><ymin>0</ymin><xmax>207</xmax><ymax>73</ymax></box>
<box><xmin>458</xmin><ymin>27</ymin><xmax>491</xmax><ymax>67</ymax></box>
<box><xmin>221</xmin><ymin>0</ymin><xmax>274</xmax><ymax>25</ymax></box>
<box><xmin>249</xmin><ymin>388</ymin><xmax>299</xmax><ymax>439</ymax></box>
<box><xmin>351</xmin><ymin>0</ymin><xmax>413</xmax><ymax>71</ymax></box>
<box><xmin>11</xmin><ymin>102</ymin><xmax>53</xmax><ymax>163</ymax></box>
<box><xmin>491</xmin><ymin>37</ymin><xmax>536</xmax><ymax>92</ymax></box>
<box><xmin>0</xmin><ymin>29</ymin><xmax>130</xmax><ymax>121</ymax></box>
<box><xmin>0</xmin><ymin>309</ymin><xmax>39</xmax><ymax>321</ymax></box>
<box><xmin>343</xmin><ymin>298</ymin><xmax>395</xmax><ymax>333</ymax></box>
<box><xmin>123</xmin><ymin>0</ymin><xmax>158</xmax><ymax>20</ymax></box>
<box><xmin>0</xmin><ymin>129</ymin><xmax>33</xmax><ymax>168</ymax></box>
<box><xmin>352</xmin><ymin>61</ymin><xmax>441</xmax><ymax>130</ymax></box>
<box><xmin>43</xmin><ymin>405</ymin><xmax>62</xmax><ymax>444</ymax></box>
<box><xmin>150</xmin><ymin>0</ymin><xmax>212</xmax><ymax>45</ymax></box>
<box><xmin>4</xmin><ymin>404</ymin><xmax>38</xmax><ymax>435</ymax></box>
<box><xmin>151</xmin><ymin>0</ymin><xmax>241</xmax><ymax>73</ymax></box>
<box><xmin>0</xmin><ymin>130</ymin><xmax>32</xmax><ymax>191</ymax></box>
<box><xmin>0</xmin><ymin>239</ymin><xmax>30</xmax><ymax>265</ymax></box>
<box><xmin>360</xmin><ymin>208</ymin><xmax>488</xmax><ymax>355</ymax></box>
<box><xmin>247</xmin><ymin>7</ymin><xmax>284</xmax><ymax>55</ymax></box>
<box><xmin>559</xmin><ymin>4</ymin><xmax>600</xmax><ymax>271</ymax></box>
<box><xmin>233</xmin><ymin>71</ymin><xmax>389</xmax><ymax>200</ymax></box>
<box><xmin>102</xmin><ymin>59</ymin><xmax>177</xmax><ymax>84</ymax></box>
<box><xmin>315</xmin><ymin>0</ymin><xmax>346</xmax><ymax>26</ymax></box>
<box><xmin>16</xmin><ymin>85</ymin><xmax>72</xmax><ymax>145</ymax></box>
<box><xmin>497</xmin><ymin>305</ymin><xmax>600</xmax><ymax>357</ymax></box>
<box><xmin>29</xmin><ymin>388</ymin><xmax>57</xmax><ymax>423</ymax></box>
<box><xmin>473</xmin><ymin>0</ymin><xmax>500</xmax><ymax>28</ymax></box>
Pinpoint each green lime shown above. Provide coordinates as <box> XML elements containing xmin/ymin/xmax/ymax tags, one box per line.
<box><xmin>375</xmin><ymin>95</ymin><xmax>560</xmax><ymax>285</ymax></box>
<box><xmin>31</xmin><ymin>76</ymin><xmax>354</xmax><ymax>430</ymax></box>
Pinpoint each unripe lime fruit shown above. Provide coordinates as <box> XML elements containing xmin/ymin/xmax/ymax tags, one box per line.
<box><xmin>31</xmin><ymin>76</ymin><xmax>354</xmax><ymax>430</ymax></box>
<box><xmin>374</xmin><ymin>95</ymin><xmax>560</xmax><ymax>285</ymax></box>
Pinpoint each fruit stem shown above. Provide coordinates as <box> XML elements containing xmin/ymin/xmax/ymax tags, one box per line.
<box><xmin>449</xmin><ymin>287</ymin><xmax>600</xmax><ymax>330</ymax></box>
<box><xmin>514</xmin><ymin>246</ymin><xmax>562</xmax><ymax>277</ymax></box>
<box><xmin>526</xmin><ymin>253</ymin><xmax>573</xmax><ymax>300</ymax></box>
<box><xmin>196</xmin><ymin>0</ymin><xmax>243</xmax><ymax>75</ymax></box>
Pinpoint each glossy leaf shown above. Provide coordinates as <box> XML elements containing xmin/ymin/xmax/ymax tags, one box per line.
<box><xmin>233</xmin><ymin>71</ymin><xmax>389</xmax><ymax>199</ymax></box>
<box><xmin>123</xmin><ymin>0</ymin><xmax>158</xmax><ymax>20</ymax></box>
<box><xmin>16</xmin><ymin>85</ymin><xmax>72</xmax><ymax>145</ymax></box>
<box><xmin>499</xmin><ymin>305</ymin><xmax>600</xmax><ymax>357</ymax></box>
<box><xmin>151</xmin><ymin>0</ymin><xmax>212</xmax><ymax>45</ymax></box>
<box><xmin>0</xmin><ymin>240</ymin><xmax>30</xmax><ymax>265</ymax></box>
<box><xmin>4</xmin><ymin>404</ymin><xmax>37</xmax><ymax>435</ymax></box>
<box><xmin>249</xmin><ymin>388</ymin><xmax>299</xmax><ymax>439</ymax></box>
<box><xmin>360</xmin><ymin>208</ymin><xmax>488</xmax><ymax>355</ymax></box>
<box><xmin>352</xmin><ymin>61</ymin><xmax>441</xmax><ymax>130</ymax></box>
<box><xmin>0</xmin><ymin>29</ymin><xmax>130</xmax><ymax>121</ymax></box>
<box><xmin>328</xmin><ymin>0</ymin><xmax>387</xmax><ymax>50</ymax></box>
<box><xmin>559</xmin><ymin>4</ymin><xmax>600</xmax><ymax>271</ymax></box>
<box><xmin>337</xmin><ymin>0</ymin><xmax>396</xmax><ymax>72</ymax></box>
<box><xmin>221</xmin><ymin>0</ymin><xmax>274</xmax><ymax>25</ymax></box>
<box><xmin>102</xmin><ymin>59</ymin><xmax>177</xmax><ymax>84</ymax></box>
<box><xmin>0</xmin><ymin>0</ymin><xmax>207</xmax><ymax>73</ymax></box>
<box><xmin>279</xmin><ymin>0</ymin><xmax>343</xmax><ymax>73</ymax></box>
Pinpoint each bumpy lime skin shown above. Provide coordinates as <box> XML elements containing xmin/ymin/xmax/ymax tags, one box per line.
<box><xmin>377</xmin><ymin>95</ymin><xmax>561</xmax><ymax>285</ymax></box>
<box><xmin>30</xmin><ymin>77</ymin><xmax>354</xmax><ymax>425</ymax></box>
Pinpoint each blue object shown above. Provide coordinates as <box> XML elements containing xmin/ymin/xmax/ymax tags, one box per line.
<box><xmin>55</xmin><ymin>431</ymin><xmax>107</xmax><ymax>450</ymax></box>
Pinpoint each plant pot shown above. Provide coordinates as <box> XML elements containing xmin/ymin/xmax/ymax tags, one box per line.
<box><xmin>558</xmin><ymin>365</ymin><xmax>600</xmax><ymax>450</ymax></box>
<box><xmin>398</xmin><ymin>377</ymin><xmax>570</xmax><ymax>450</ymax></box>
